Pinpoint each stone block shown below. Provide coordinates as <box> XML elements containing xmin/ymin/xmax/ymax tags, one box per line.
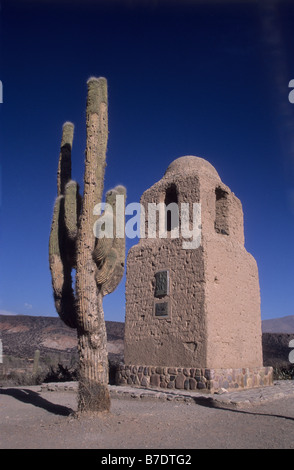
<box><xmin>150</xmin><ymin>374</ymin><xmax>160</xmax><ymax>387</ymax></box>
<box><xmin>189</xmin><ymin>378</ymin><xmax>197</xmax><ymax>390</ymax></box>
<box><xmin>175</xmin><ymin>374</ymin><xmax>185</xmax><ymax>389</ymax></box>
<box><xmin>197</xmin><ymin>381</ymin><xmax>206</xmax><ymax>390</ymax></box>
<box><xmin>141</xmin><ymin>376</ymin><xmax>150</xmax><ymax>387</ymax></box>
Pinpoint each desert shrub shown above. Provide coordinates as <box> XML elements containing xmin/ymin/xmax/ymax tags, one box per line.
<box><xmin>273</xmin><ymin>365</ymin><xmax>294</xmax><ymax>380</ymax></box>
<box><xmin>5</xmin><ymin>370</ymin><xmax>47</xmax><ymax>386</ymax></box>
<box><xmin>43</xmin><ymin>363</ymin><xmax>78</xmax><ymax>383</ymax></box>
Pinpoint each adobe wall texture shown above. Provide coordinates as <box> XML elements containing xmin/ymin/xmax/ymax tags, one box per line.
<box><xmin>204</xmin><ymin>236</ymin><xmax>263</xmax><ymax>368</ymax></box>
<box><xmin>124</xmin><ymin>237</ymin><xmax>207</xmax><ymax>367</ymax></box>
<box><xmin>124</xmin><ymin>155</ymin><xmax>264</xmax><ymax>374</ymax></box>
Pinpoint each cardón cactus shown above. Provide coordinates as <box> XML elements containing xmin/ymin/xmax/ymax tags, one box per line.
<box><xmin>49</xmin><ymin>77</ymin><xmax>126</xmax><ymax>412</ymax></box>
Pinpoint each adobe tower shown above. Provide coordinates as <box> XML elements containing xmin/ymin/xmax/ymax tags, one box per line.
<box><xmin>117</xmin><ymin>156</ymin><xmax>272</xmax><ymax>392</ymax></box>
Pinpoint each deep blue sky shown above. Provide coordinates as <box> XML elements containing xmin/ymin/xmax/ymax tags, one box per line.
<box><xmin>0</xmin><ymin>0</ymin><xmax>294</xmax><ymax>322</ymax></box>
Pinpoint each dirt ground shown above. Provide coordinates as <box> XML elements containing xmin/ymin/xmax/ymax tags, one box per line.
<box><xmin>0</xmin><ymin>385</ymin><xmax>294</xmax><ymax>450</ymax></box>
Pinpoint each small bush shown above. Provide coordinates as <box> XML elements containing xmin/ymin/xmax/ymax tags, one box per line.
<box><xmin>43</xmin><ymin>363</ymin><xmax>78</xmax><ymax>383</ymax></box>
<box><xmin>4</xmin><ymin>370</ymin><xmax>47</xmax><ymax>386</ymax></box>
<box><xmin>273</xmin><ymin>365</ymin><xmax>294</xmax><ymax>380</ymax></box>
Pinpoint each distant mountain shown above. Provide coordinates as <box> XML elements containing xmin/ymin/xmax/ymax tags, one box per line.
<box><xmin>262</xmin><ymin>315</ymin><xmax>294</xmax><ymax>334</ymax></box>
<box><xmin>0</xmin><ymin>314</ymin><xmax>124</xmax><ymax>361</ymax></box>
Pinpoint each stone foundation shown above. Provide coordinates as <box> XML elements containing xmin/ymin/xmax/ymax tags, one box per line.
<box><xmin>116</xmin><ymin>365</ymin><xmax>273</xmax><ymax>393</ymax></box>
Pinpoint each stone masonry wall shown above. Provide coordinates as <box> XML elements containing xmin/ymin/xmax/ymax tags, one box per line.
<box><xmin>116</xmin><ymin>365</ymin><xmax>273</xmax><ymax>393</ymax></box>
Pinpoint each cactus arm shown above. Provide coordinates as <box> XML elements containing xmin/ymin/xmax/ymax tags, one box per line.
<box><xmin>64</xmin><ymin>180</ymin><xmax>82</xmax><ymax>268</ymax></box>
<box><xmin>49</xmin><ymin>122</ymin><xmax>78</xmax><ymax>329</ymax></box>
<box><xmin>92</xmin><ymin>188</ymin><xmax>118</xmax><ymax>266</ymax></box>
<box><xmin>92</xmin><ymin>227</ymin><xmax>114</xmax><ymax>266</ymax></box>
<box><xmin>92</xmin><ymin>185</ymin><xmax>126</xmax><ymax>296</ymax></box>
<box><xmin>100</xmin><ymin>250</ymin><xmax>125</xmax><ymax>296</ymax></box>
<box><xmin>57</xmin><ymin>122</ymin><xmax>74</xmax><ymax>196</ymax></box>
<box><xmin>49</xmin><ymin>196</ymin><xmax>65</xmax><ymax>319</ymax></box>
<box><xmin>64</xmin><ymin>180</ymin><xmax>81</xmax><ymax>241</ymax></box>
<box><xmin>49</xmin><ymin>196</ymin><xmax>77</xmax><ymax>329</ymax></box>
<box><xmin>100</xmin><ymin>185</ymin><xmax>126</xmax><ymax>296</ymax></box>
<box><xmin>95</xmin><ymin>248</ymin><xmax>118</xmax><ymax>285</ymax></box>
<box><xmin>49</xmin><ymin>195</ymin><xmax>63</xmax><ymax>260</ymax></box>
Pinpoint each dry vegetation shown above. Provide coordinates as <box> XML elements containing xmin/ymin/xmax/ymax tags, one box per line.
<box><xmin>0</xmin><ymin>315</ymin><xmax>124</xmax><ymax>386</ymax></box>
<box><xmin>1</xmin><ymin>314</ymin><xmax>293</xmax><ymax>386</ymax></box>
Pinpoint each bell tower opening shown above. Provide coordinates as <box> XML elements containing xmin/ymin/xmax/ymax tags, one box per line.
<box><xmin>164</xmin><ymin>184</ymin><xmax>178</xmax><ymax>232</ymax></box>
<box><xmin>215</xmin><ymin>186</ymin><xmax>229</xmax><ymax>235</ymax></box>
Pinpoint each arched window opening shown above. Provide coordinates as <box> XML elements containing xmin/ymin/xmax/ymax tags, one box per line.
<box><xmin>215</xmin><ymin>187</ymin><xmax>229</xmax><ymax>235</ymax></box>
<box><xmin>164</xmin><ymin>184</ymin><xmax>179</xmax><ymax>232</ymax></box>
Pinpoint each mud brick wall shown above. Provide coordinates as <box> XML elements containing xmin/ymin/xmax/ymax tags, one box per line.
<box><xmin>124</xmin><ymin>156</ymin><xmax>264</xmax><ymax>372</ymax></box>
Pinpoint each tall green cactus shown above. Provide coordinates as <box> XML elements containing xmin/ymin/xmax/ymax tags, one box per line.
<box><xmin>49</xmin><ymin>77</ymin><xmax>126</xmax><ymax>412</ymax></box>
<box><xmin>33</xmin><ymin>349</ymin><xmax>40</xmax><ymax>377</ymax></box>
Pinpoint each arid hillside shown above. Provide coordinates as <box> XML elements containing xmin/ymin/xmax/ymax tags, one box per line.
<box><xmin>0</xmin><ymin>314</ymin><xmax>124</xmax><ymax>363</ymax></box>
<box><xmin>262</xmin><ymin>315</ymin><xmax>294</xmax><ymax>334</ymax></box>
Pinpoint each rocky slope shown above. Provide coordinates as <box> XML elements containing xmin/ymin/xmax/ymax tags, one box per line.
<box><xmin>0</xmin><ymin>314</ymin><xmax>124</xmax><ymax>362</ymax></box>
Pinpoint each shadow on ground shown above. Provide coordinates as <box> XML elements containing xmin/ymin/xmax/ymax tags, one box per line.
<box><xmin>192</xmin><ymin>395</ymin><xmax>294</xmax><ymax>422</ymax></box>
<box><xmin>0</xmin><ymin>388</ymin><xmax>73</xmax><ymax>416</ymax></box>
<box><xmin>1</xmin><ymin>386</ymin><xmax>294</xmax><ymax>423</ymax></box>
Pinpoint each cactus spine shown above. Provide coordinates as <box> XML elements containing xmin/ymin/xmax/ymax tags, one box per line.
<box><xmin>49</xmin><ymin>77</ymin><xmax>126</xmax><ymax>412</ymax></box>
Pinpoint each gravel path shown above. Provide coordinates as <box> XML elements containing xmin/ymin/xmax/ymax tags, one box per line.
<box><xmin>1</xmin><ymin>381</ymin><xmax>294</xmax><ymax>449</ymax></box>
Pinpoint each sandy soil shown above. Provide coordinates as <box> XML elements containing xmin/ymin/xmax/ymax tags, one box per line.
<box><xmin>1</xmin><ymin>385</ymin><xmax>294</xmax><ymax>450</ymax></box>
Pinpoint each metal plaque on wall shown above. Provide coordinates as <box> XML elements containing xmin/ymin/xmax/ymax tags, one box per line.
<box><xmin>154</xmin><ymin>301</ymin><xmax>169</xmax><ymax>317</ymax></box>
<box><xmin>154</xmin><ymin>270</ymin><xmax>169</xmax><ymax>297</ymax></box>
